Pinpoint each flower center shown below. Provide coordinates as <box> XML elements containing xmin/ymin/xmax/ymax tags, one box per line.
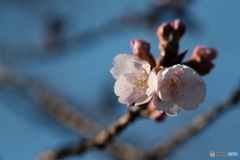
<box><xmin>168</xmin><ymin>75</ymin><xmax>184</xmax><ymax>96</ymax></box>
<box><xmin>132</xmin><ymin>75</ymin><xmax>148</xmax><ymax>94</ymax></box>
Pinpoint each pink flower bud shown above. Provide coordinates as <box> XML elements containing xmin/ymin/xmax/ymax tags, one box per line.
<box><xmin>127</xmin><ymin>103</ymin><xmax>135</xmax><ymax>106</ymax></box>
<box><xmin>184</xmin><ymin>46</ymin><xmax>217</xmax><ymax>75</ymax></box>
<box><xmin>171</xmin><ymin>19</ymin><xmax>186</xmax><ymax>40</ymax></box>
<box><xmin>130</xmin><ymin>40</ymin><xmax>156</xmax><ymax>68</ymax></box>
<box><xmin>191</xmin><ymin>46</ymin><xmax>217</xmax><ymax>62</ymax></box>
<box><xmin>157</xmin><ymin>22</ymin><xmax>172</xmax><ymax>41</ymax></box>
<box><xmin>131</xmin><ymin>39</ymin><xmax>150</xmax><ymax>60</ymax></box>
<box><xmin>149</xmin><ymin>110</ymin><xmax>166</xmax><ymax>121</ymax></box>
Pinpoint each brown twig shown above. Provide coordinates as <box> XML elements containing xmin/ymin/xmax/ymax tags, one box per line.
<box><xmin>40</xmin><ymin>105</ymin><xmax>147</xmax><ymax>160</ymax></box>
<box><xmin>40</xmin><ymin>140</ymin><xmax>145</xmax><ymax>160</ymax></box>
<box><xmin>145</xmin><ymin>84</ymin><xmax>240</xmax><ymax>160</ymax></box>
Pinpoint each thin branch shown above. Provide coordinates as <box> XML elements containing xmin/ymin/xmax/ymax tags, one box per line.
<box><xmin>146</xmin><ymin>84</ymin><xmax>240</xmax><ymax>160</ymax></box>
<box><xmin>0</xmin><ymin>62</ymin><xmax>101</xmax><ymax>136</ymax></box>
<box><xmin>40</xmin><ymin>105</ymin><xmax>147</xmax><ymax>160</ymax></box>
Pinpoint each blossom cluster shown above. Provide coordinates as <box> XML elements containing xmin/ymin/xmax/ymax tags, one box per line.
<box><xmin>110</xmin><ymin>19</ymin><xmax>217</xmax><ymax>117</ymax></box>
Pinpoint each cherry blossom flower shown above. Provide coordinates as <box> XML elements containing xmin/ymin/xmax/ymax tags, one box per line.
<box><xmin>154</xmin><ymin>64</ymin><xmax>206</xmax><ymax>116</ymax></box>
<box><xmin>110</xmin><ymin>55</ymin><xmax>206</xmax><ymax>116</ymax></box>
<box><xmin>110</xmin><ymin>54</ymin><xmax>156</xmax><ymax>106</ymax></box>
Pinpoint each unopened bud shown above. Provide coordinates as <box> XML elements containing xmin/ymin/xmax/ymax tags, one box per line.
<box><xmin>191</xmin><ymin>46</ymin><xmax>217</xmax><ymax>62</ymax></box>
<box><xmin>171</xmin><ymin>19</ymin><xmax>186</xmax><ymax>40</ymax></box>
<box><xmin>149</xmin><ymin>110</ymin><xmax>166</xmax><ymax>121</ymax></box>
<box><xmin>130</xmin><ymin>39</ymin><xmax>156</xmax><ymax>68</ymax></box>
<box><xmin>131</xmin><ymin>39</ymin><xmax>150</xmax><ymax>60</ymax></box>
<box><xmin>157</xmin><ymin>22</ymin><xmax>172</xmax><ymax>41</ymax></box>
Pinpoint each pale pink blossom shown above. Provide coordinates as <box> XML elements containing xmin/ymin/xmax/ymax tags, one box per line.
<box><xmin>154</xmin><ymin>64</ymin><xmax>206</xmax><ymax>116</ymax></box>
<box><xmin>111</xmin><ymin>55</ymin><xmax>206</xmax><ymax>116</ymax></box>
<box><xmin>110</xmin><ymin>54</ymin><xmax>156</xmax><ymax>105</ymax></box>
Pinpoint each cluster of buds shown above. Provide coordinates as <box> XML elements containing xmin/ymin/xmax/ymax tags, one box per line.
<box><xmin>157</xmin><ymin>19</ymin><xmax>186</xmax><ymax>42</ymax></box>
<box><xmin>131</xmin><ymin>19</ymin><xmax>217</xmax><ymax>76</ymax></box>
<box><xmin>156</xmin><ymin>19</ymin><xmax>186</xmax><ymax>67</ymax></box>
<box><xmin>111</xmin><ymin>19</ymin><xmax>217</xmax><ymax>121</ymax></box>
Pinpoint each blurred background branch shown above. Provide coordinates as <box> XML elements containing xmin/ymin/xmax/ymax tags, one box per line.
<box><xmin>0</xmin><ymin>62</ymin><xmax>144</xmax><ymax>160</ymax></box>
<box><xmin>39</xmin><ymin>106</ymin><xmax>147</xmax><ymax>160</ymax></box>
<box><xmin>0</xmin><ymin>0</ymin><xmax>196</xmax><ymax>64</ymax></box>
<box><xmin>145</xmin><ymin>84</ymin><xmax>240</xmax><ymax>159</ymax></box>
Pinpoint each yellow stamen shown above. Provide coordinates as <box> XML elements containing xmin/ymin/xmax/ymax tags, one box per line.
<box><xmin>132</xmin><ymin>75</ymin><xmax>148</xmax><ymax>94</ymax></box>
<box><xmin>168</xmin><ymin>75</ymin><xmax>183</xmax><ymax>96</ymax></box>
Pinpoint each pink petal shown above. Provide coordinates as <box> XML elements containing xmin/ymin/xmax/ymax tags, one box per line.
<box><xmin>156</xmin><ymin>70</ymin><xmax>172</xmax><ymax>102</ymax></box>
<box><xmin>146</xmin><ymin>69</ymin><xmax>157</xmax><ymax>95</ymax></box>
<box><xmin>135</xmin><ymin>93</ymin><xmax>153</xmax><ymax>106</ymax></box>
<box><xmin>173</xmin><ymin>77</ymin><xmax>206</xmax><ymax>110</ymax></box>
<box><xmin>174</xmin><ymin>65</ymin><xmax>206</xmax><ymax>85</ymax></box>
<box><xmin>157</xmin><ymin>65</ymin><xmax>188</xmax><ymax>101</ymax></box>
<box><xmin>135</xmin><ymin>69</ymin><xmax>158</xmax><ymax>106</ymax></box>
<box><xmin>161</xmin><ymin>64</ymin><xmax>184</xmax><ymax>76</ymax></box>
<box><xmin>114</xmin><ymin>74</ymin><xmax>135</xmax><ymax>104</ymax></box>
<box><xmin>153</xmin><ymin>94</ymin><xmax>181</xmax><ymax>116</ymax></box>
<box><xmin>110</xmin><ymin>54</ymin><xmax>150</xmax><ymax>79</ymax></box>
<box><xmin>121</xmin><ymin>91</ymin><xmax>150</xmax><ymax>105</ymax></box>
<box><xmin>114</xmin><ymin>73</ymin><xmax>151</xmax><ymax>105</ymax></box>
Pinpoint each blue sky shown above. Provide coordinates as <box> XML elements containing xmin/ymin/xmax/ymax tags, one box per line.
<box><xmin>0</xmin><ymin>0</ymin><xmax>239</xmax><ymax>160</ymax></box>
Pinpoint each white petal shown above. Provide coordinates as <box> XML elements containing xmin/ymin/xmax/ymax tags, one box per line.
<box><xmin>133</xmin><ymin>58</ymin><xmax>151</xmax><ymax>74</ymax></box>
<box><xmin>135</xmin><ymin>69</ymin><xmax>158</xmax><ymax>106</ymax></box>
<box><xmin>173</xmin><ymin>77</ymin><xmax>206</xmax><ymax>110</ymax></box>
<box><xmin>114</xmin><ymin>74</ymin><xmax>135</xmax><ymax>104</ymax></box>
<box><xmin>120</xmin><ymin>91</ymin><xmax>149</xmax><ymax>105</ymax></box>
<box><xmin>161</xmin><ymin>64</ymin><xmax>184</xmax><ymax>76</ymax></box>
<box><xmin>110</xmin><ymin>54</ymin><xmax>151</xmax><ymax>79</ymax></box>
<box><xmin>153</xmin><ymin>94</ymin><xmax>181</xmax><ymax>116</ymax></box>
<box><xmin>174</xmin><ymin>65</ymin><xmax>206</xmax><ymax>85</ymax></box>
<box><xmin>156</xmin><ymin>70</ymin><xmax>172</xmax><ymax>102</ymax></box>
<box><xmin>114</xmin><ymin>73</ymin><xmax>152</xmax><ymax>105</ymax></box>
<box><xmin>135</xmin><ymin>93</ymin><xmax>153</xmax><ymax>106</ymax></box>
<box><xmin>146</xmin><ymin>69</ymin><xmax>157</xmax><ymax>95</ymax></box>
